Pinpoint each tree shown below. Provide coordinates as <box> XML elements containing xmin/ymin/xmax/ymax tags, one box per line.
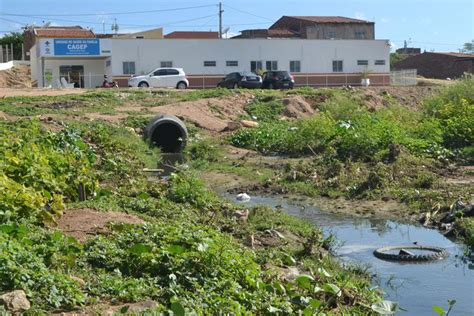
<box><xmin>0</xmin><ymin>32</ymin><xmax>24</xmax><ymax>60</ymax></box>
<box><xmin>460</xmin><ymin>40</ymin><xmax>473</xmax><ymax>54</ymax></box>
<box><xmin>390</xmin><ymin>52</ymin><xmax>406</xmax><ymax>70</ymax></box>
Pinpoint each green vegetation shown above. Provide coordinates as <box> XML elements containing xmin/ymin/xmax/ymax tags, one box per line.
<box><xmin>227</xmin><ymin>79</ymin><xmax>473</xmax><ymax>248</ymax></box>
<box><xmin>0</xmin><ymin>117</ymin><xmax>381</xmax><ymax>313</ymax></box>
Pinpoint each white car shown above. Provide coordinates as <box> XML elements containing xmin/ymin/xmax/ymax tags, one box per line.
<box><xmin>128</xmin><ymin>68</ymin><xmax>189</xmax><ymax>89</ymax></box>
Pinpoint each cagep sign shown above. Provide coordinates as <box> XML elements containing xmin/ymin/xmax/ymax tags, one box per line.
<box><xmin>54</xmin><ymin>39</ymin><xmax>100</xmax><ymax>56</ymax></box>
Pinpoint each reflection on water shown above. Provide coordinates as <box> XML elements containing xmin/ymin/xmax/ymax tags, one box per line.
<box><xmin>228</xmin><ymin>194</ymin><xmax>474</xmax><ymax>316</ymax></box>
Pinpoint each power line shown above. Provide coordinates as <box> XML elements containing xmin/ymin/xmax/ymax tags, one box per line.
<box><xmin>1</xmin><ymin>14</ymin><xmax>218</xmax><ymax>29</ymax></box>
<box><xmin>1</xmin><ymin>4</ymin><xmax>217</xmax><ymax>17</ymax></box>
<box><xmin>224</xmin><ymin>4</ymin><xmax>273</xmax><ymax>22</ymax></box>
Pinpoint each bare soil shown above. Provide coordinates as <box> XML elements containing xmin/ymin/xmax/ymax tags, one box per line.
<box><xmin>56</xmin><ymin>208</ymin><xmax>145</xmax><ymax>241</ymax></box>
<box><xmin>282</xmin><ymin>96</ymin><xmax>316</xmax><ymax>119</ymax></box>
<box><xmin>0</xmin><ymin>88</ymin><xmax>87</xmax><ymax>98</ymax></box>
<box><xmin>0</xmin><ymin>65</ymin><xmax>31</xmax><ymax>88</ymax></box>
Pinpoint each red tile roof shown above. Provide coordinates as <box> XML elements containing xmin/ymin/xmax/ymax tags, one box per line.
<box><xmin>164</xmin><ymin>31</ymin><xmax>219</xmax><ymax>39</ymax></box>
<box><xmin>267</xmin><ymin>29</ymin><xmax>295</xmax><ymax>37</ymax></box>
<box><xmin>286</xmin><ymin>16</ymin><xmax>372</xmax><ymax>24</ymax></box>
<box><xmin>429</xmin><ymin>52</ymin><xmax>474</xmax><ymax>58</ymax></box>
<box><xmin>34</xmin><ymin>27</ymin><xmax>95</xmax><ymax>38</ymax></box>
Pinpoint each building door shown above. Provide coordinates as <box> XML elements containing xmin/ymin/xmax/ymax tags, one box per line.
<box><xmin>59</xmin><ymin>65</ymin><xmax>84</xmax><ymax>88</ymax></box>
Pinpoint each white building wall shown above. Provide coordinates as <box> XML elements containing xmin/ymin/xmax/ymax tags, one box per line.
<box><xmin>41</xmin><ymin>58</ymin><xmax>106</xmax><ymax>88</ymax></box>
<box><xmin>111</xmin><ymin>39</ymin><xmax>390</xmax><ymax>76</ymax></box>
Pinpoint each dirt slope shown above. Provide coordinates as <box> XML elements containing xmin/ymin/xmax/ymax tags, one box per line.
<box><xmin>0</xmin><ymin>65</ymin><xmax>31</xmax><ymax>88</ymax></box>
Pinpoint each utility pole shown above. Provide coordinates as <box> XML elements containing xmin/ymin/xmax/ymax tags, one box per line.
<box><xmin>218</xmin><ymin>2</ymin><xmax>223</xmax><ymax>39</ymax></box>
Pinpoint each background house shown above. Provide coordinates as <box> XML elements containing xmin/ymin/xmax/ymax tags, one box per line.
<box><xmin>394</xmin><ymin>52</ymin><xmax>474</xmax><ymax>79</ymax></box>
<box><xmin>164</xmin><ymin>31</ymin><xmax>219</xmax><ymax>39</ymax></box>
<box><xmin>236</xmin><ymin>16</ymin><xmax>374</xmax><ymax>39</ymax></box>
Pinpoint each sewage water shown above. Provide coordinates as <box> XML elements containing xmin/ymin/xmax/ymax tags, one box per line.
<box><xmin>229</xmin><ymin>194</ymin><xmax>474</xmax><ymax>315</ymax></box>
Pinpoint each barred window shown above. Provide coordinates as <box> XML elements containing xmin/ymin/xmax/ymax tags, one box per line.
<box><xmin>226</xmin><ymin>60</ymin><xmax>238</xmax><ymax>67</ymax></box>
<box><xmin>375</xmin><ymin>60</ymin><xmax>386</xmax><ymax>65</ymax></box>
<box><xmin>332</xmin><ymin>60</ymin><xmax>343</xmax><ymax>72</ymax></box>
<box><xmin>122</xmin><ymin>61</ymin><xmax>135</xmax><ymax>75</ymax></box>
<box><xmin>290</xmin><ymin>60</ymin><xmax>301</xmax><ymax>72</ymax></box>
<box><xmin>204</xmin><ymin>61</ymin><xmax>216</xmax><ymax>67</ymax></box>
<box><xmin>161</xmin><ymin>61</ymin><xmax>173</xmax><ymax>68</ymax></box>
<box><xmin>357</xmin><ymin>60</ymin><xmax>369</xmax><ymax>66</ymax></box>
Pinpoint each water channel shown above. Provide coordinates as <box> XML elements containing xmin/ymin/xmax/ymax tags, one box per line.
<box><xmin>227</xmin><ymin>194</ymin><xmax>474</xmax><ymax>315</ymax></box>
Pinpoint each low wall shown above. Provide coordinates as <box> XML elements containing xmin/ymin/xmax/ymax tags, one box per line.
<box><xmin>113</xmin><ymin>73</ymin><xmax>391</xmax><ymax>89</ymax></box>
<box><xmin>0</xmin><ymin>60</ymin><xmax>30</xmax><ymax>71</ymax></box>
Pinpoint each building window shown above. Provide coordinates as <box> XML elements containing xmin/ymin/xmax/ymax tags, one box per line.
<box><xmin>375</xmin><ymin>60</ymin><xmax>386</xmax><ymax>65</ymax></box>
<box><xmin>250</xmin><ymin>60</ymin><xmax>262</xmax><ymax>72</ymax></box>
<box><xmin>332</xmin><ymin>60</ymin><xmax>343</xmax><ymax>72</ymax></box>
<box><xmin>266</xmin><ymin>60</ymin><xmax>278</xmax><ymax>71</ymax></box>
<box><xmin>226</xmin><ymin>60</ymin><xmax>238</xmax><ymax>67</ymax></box>
<box><xmin>326</xmin><ymin>32</ymin><xmax>336</xmax><ymax>39</ymax></box>
<box><xmin>355</xmin><ymin>31</ymin><xmax>366</xmax><ymax>39</ymax></box>
<box><xmin>290</xmin><ymin>60</ymin><xmax>301</xmax><ymax>72</ymax></box>
<box><xmin>204</xmin><ymin>61</ymin><xmax>216</xmax><ymax>67</ymax></box>
<box><xmin>161</xmin><ymin>61</ymin><xmax>173</xmax><ymax>68</ymax></box>
<box><xmin>122</xmin><ymin>61</ymin><xmax>135</xmax><ymax>75</ymax></box>
<box><xmin>357</xmin><ymin>60</ymin><xmax>369</xmax><ymax>66</ymax></box>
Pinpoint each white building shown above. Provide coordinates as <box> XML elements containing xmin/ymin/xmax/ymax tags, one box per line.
<box><xmin>30</xmin><ymin>38</ymin><xmax>391</xmax><ymax>88</ymax></box>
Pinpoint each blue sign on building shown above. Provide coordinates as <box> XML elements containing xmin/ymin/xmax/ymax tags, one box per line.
<box><xmin>54</xmin><ymin>39</ymin><xmax>100</xmax><ymax>56</ymax></box>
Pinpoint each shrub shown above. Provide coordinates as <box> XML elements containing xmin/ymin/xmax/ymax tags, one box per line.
<box><xmin>0</xmin><ymin>120</ymin><xmax>97</xmax><ymax>222</ymax></box>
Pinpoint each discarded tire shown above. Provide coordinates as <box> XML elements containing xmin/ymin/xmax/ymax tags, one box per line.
<box><xmin>373</xmin><ymin>245</ymin><xmax>448</xmax><ymax>262</ymax></box>
<box><xmin>145</xmin><ymin>114</ymin><xmax>188</xmax><ymax>153</ymax></box>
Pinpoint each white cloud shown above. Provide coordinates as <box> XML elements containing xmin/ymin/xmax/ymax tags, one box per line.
<box><xmin>355</xmin><ymin>12</ymin><xmax>367</xmax><ymax>20</ymax></box>
<box><xmin>380</xmin><ymin>18</ymin><xmax>389</xmax><ymax>23</ymax></box>
<box><xmin>223</xmin><ymin>31</ymin><xmax>239</xmax><ymax>39</ymax></box>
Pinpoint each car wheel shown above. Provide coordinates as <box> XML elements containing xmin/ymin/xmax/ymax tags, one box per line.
<box><xmin>233</xmin><ymin>83</ymin><xmax>239</xmax><ymax>89</ymax></box>
<box><xmin>177</xmin><ymin>81</ymin><xmax>187</xmax><ymax>89</ymax></box>
<box><xmin>138</xmin><ymin>82</ymin><xmax>149</xmax><ymax>88</ymax></box>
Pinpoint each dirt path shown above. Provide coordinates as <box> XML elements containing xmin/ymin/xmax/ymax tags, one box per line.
<box><xmin>56</xmin><ymin>208</ymin><xmax>145</xmax><ymax>241</ymax></box>
<box><xmin>0</xmin><ymin>88</ymin><xmax>88</xmax><ymax>98</ymax></box>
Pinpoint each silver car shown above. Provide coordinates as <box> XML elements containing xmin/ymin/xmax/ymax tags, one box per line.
<box><xmin>128</xmin><ymin>68</ymin><xmax>189</xmax><ymax>89</ymax></box>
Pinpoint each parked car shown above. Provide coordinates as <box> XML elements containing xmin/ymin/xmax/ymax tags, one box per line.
<box><xmin>262</xmin><ymin>71</ymin><xmax>295</xmax><ymax>89</ymax></box>
<box><xmin>128</xmin><ymin>68</ymin><xmax>189</xmax><ymax>89</ymax></box>
<box><xmin>217</xmin><ymin>72</ymin><xmax>262</xmax><ymax>89</ymax></box>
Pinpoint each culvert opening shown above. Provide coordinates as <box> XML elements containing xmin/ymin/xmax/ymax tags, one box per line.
<box><xmin>146</xmin><ymin>115</ymin><xmax>188</xmax><ymax>153</ymax></box>
<box><xmin>151</xmin><ymin>123</ymin><xmax>184</xmax><ymax>153</ymax></box>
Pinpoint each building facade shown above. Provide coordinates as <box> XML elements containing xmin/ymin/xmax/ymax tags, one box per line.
<box><xmin>237</xmin><ymin>16</ymin><xmax>374</xmax><ymax>40</ymax></box>
<box><xmin>30</xmin><ymin>38</ymin><xmax>390</xmax><ymax>88</ymax></box>
<box><xmin>23</xmin><ymin>26</ymin><xmax>95</xmax><ymax>60</ymax></box>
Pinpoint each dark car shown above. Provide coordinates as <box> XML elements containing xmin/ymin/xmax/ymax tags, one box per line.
<box><xmin>262</xmin><ymin>71</ymin><xmax>295</xmax><ymax>89</ymax></box>
<box><xmin>217</xmin><ymin>72</ymin><xmax>262</xmax><ymax>89</ymax></box>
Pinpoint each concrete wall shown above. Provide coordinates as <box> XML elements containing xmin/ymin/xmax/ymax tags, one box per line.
<box><xmin>118</xmin><ymin>28</ymin><xmax>163</xmax><ymax>39</ymax></box>
<box><xmin>110</xmin><ymin>38</ymin><xmax>390</xmax><ymax>76</ymax></box>
<box><xmin>39</xmin><ymin>58</ymin><xmax>106</xmax><ymax>88</ymax></box>
<box><xmin>306</xmin><ymin>24</ymin><xmax>374</xmax><ymax>40</ymax></box>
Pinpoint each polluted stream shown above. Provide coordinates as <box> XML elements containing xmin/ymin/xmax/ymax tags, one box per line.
<box><xmin>145</xmin><ymin>115</ymin><xmax>473</xmax><ymax>314</ymax></box>
<box><xmin>225</xmin><ymin>194</ymin><xmax>474</xmax><ymax>315</ymax></box>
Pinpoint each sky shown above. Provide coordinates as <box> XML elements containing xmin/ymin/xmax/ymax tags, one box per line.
<box><xmin>0</xmin><ymin>0</ymin><xmax>473</xmax><ymax>52</ymax></box>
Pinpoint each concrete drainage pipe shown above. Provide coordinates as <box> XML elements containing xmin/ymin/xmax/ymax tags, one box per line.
<box><xmin>373</xmin><ymin>245</ymin><xmax>448</xmax><ymax>262</ymax></box>
<box><xmin>145</xmin><ymin>114</ymin><xmax>188</xmax><ymax>153</ymax></box>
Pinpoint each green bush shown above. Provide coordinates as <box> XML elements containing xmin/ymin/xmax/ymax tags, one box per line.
<box><xmin>0</xmin><ymin>227</ymin><xmax>85</xmax><ymax>309</ymax></box>
<box><xmin>424</xmin><ymin>78</ymin><xmax>474</xmax><ymax>149</ymax></box>
<box><xmin>0</xmin><ymin>120</ymin><xmax>97</xmax><ymax>222</ymax></box>
<box><xmin>246</xmin><ymin>99</ymin><xmax>285</xmax><ymax>122</ymax></box>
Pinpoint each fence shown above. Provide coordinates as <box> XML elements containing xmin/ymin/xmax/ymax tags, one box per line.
<box><xmin>0</xmin><ymin>43</ymin><xmax>25</xmax><ymax>63</ymax></box>
<box><xmin>42</xmin><ymin>74</ymin><xmax>106</xmax><ymax>88</ymax></box>
<box><xmin>187</xmin><ymin>73</ymin><xmax>393</xmax><ymax>89</ymax></box>
<box><xmin>390</xmin><ymin>69</ymin><xmax>417</xmax><ymax>86</ymax></box>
